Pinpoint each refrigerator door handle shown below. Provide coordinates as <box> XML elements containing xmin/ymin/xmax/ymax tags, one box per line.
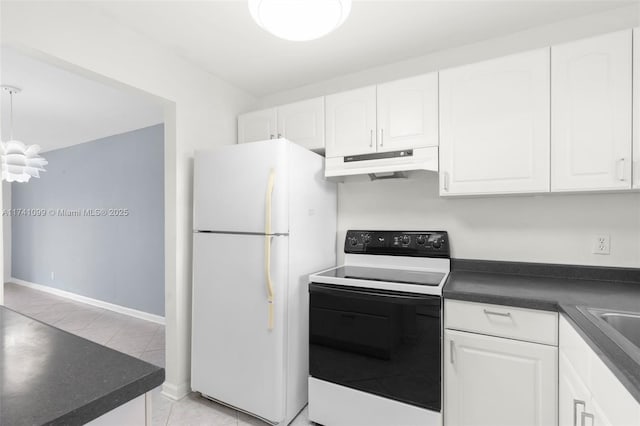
<box><xmin>265</xmin><ymin>168</ymin><xmax>276</xmax><ymax>330</ymax></box>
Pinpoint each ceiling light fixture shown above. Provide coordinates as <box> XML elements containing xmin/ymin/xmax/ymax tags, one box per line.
<box><xmin>248</xmin><ymin>0</ymin><xmax>352</xmax><ymax>41</ymax></box>
<box><xmin>1</xmin><ymin>85</ymin><xmax>48</xmax><ymax>183</ymax></box>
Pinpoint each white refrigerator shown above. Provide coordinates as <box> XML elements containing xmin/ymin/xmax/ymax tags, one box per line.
<box><xmin>191</xmin><ymin>139</ymin><xmax>337</xmax><ymax>425</ymax></box>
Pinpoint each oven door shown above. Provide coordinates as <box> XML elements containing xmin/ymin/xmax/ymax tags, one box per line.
<box><xmin>309</xmin><ymin>282</ymin><xmax>441</xmax><ymax>411</ymax></box>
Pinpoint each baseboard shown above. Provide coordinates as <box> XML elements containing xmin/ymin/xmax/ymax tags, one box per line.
<box><xmin>161</xmin><ymin>381</ymin><xmax>190</xmax><ymax>401</ymax></box>
<box><xmin>9</xmin><ymin>277</ymin><xmax>165</xmax><ymax>325</ymax></box>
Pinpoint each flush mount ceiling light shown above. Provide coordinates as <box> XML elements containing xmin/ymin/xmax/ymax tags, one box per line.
<box><xmin>249</xmin><ymin>0</ymin><xmax>351</xmax><ymax>41</ymax></box>
<box><xmin>1</xmin><ymin>85</ymin><xmax>48</xmax><ymax>183</ymax></box>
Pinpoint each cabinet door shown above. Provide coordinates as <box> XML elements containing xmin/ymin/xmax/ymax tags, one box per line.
<box><xmin>634</xmin><ymin>28</ymin><xmax>639</xmax><ymax>189</ymax></box>
<box><xmin>377</xmin><ymin>73</ymin><xmax>438</xmax><ymax>152</ymax></box>
<box><xmin>325</xmin><ymin>86</ymin><xmax>377</xmax><ymax>158</ymax></box>
<box><xmin>589</xmin><ymin>344</ymin><xmax>640</xmax><ymax>426</ymax></box>
<box><xmin>558</xmin><ymin>350</ymin><xmax>591</xmax><ymax>426</ymax></box>
<box><xmin>439</xmin><ymin>49</ymin><xmax>551</xmax><ymax>195</ymax></box>
<box><xmin>277</xmin><ymin>97</ymin><xmax>325</xmax><ymax>151</ymax></box>
<box><xmin>551</xmin><ymin>30</ymin><xmax>632</xmax><ymax>191</ymax></box>
<box><xmin>444</xmin><ymin>329</ymin><xmax>557</xmax><ymax>426</ymax></box>
<box><xmin>238</xmin><ymin>108</ymin><xmax>278</xmax><ymax>144</ymax></box>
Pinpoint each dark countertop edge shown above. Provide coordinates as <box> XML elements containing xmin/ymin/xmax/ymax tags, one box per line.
<box><xmin>48</xmin><ymin>366</ymin><xmax>165</xmax><ymax>425</ymax></box>
<box><xmin>1</xmin><ymin>307</ymin><xmax>166</xmax><ymax>426</ymax></box>
<box><xmin>443</xmin><ymin>289</ymin><xmax>640</xmax><ymax>405</ymax></box>
<box><xmin>451</xmin><ymin>258</ymin><xmax>640</xmax><ymax>284</ymax></box>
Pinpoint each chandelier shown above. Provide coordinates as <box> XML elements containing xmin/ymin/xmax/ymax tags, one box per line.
<box><xmin>1</xmin><ymin>86</ymin><xmax>48</xmax><ymax>183</ymax></box>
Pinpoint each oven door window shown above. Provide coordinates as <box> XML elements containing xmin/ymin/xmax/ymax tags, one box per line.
<box><xmin>309</xmin><ymin>283</ymin><xmax>441</xmax><ymax>411</ymax></box>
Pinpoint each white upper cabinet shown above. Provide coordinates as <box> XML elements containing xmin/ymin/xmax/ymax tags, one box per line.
<box><xmin>238</xmin><ymin>108</ymin><xmax>278</xmax><ymax>144</ymax></box>
<box><xmin>276</xmin><ymin>97</ymin><xmax>325</xmax><ymax>152</ymax></box>
<box><xmin>634</xmin><ymin>28</ymin><xmax>639</xmax><ymax>189</ymax></box>
<box><xmin>325</xmin><ymin>86</ymin><xmax>377</xmax><ymax>158</ymax></box>
<box><xmin>439</xmin><ymin>48</ymin><xmax>551</xmax><ymax>195</ymax></box>
<box><xmin>551</xmin><ymin>30</ymin><xmax>633</xmax><ymax>191</ymax></box>
<box><xmin>239</xmin><ymin>98</ymin><xmax>325</xmax><ymax>151</ymax></box>
<box><xmin>376</xmin><ymin>73</ymin><xmax>439</xmax><ymax>152</ymax></box>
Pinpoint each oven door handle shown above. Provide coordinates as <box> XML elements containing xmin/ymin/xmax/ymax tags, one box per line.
<box><xmin>309</xmin><ymin>283</ymin><xmax>441</xmax><ymax>306</ymax></box>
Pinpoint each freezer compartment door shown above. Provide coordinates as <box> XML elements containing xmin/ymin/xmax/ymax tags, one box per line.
<box><xmin>191</xmin><ymin>232</ymin><xmax>288</xmax><ymax>423</ymax></box>
<box><xmin>194</xmin><ymin>140</ymin><xmax>289</xmax><ymax>234</ymax></box>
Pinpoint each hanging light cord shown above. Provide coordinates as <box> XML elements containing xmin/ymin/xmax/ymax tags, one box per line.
<box><xmin>9</xmin><ymin>89</ymin><xmax>14</xmax><ymax>140</ymax></box>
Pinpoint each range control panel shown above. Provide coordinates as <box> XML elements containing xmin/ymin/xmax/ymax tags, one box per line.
<box><xmin>344</xmin><ymin>230</ymin><xmax>449</xmax><ymax>258</ymax></box>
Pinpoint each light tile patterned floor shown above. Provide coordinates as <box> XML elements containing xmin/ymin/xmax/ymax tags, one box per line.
<box><xmin>4</xmin><ymin>282</ymin><xmax>313</xmax><ymax>426</ymax></box>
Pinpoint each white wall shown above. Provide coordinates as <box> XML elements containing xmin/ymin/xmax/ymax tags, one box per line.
<box><xmin>1</xmin><ymin>1</ymin><xmax>257</xmax><ymax>400</ymax></box>
<box><xmin>259</xmin><ymin>5</ymin><xmax>640</xmax><ymax>269</ymax></box>
<box><xmin>338</xmin><ymin>174</ymin><xmax>640</xmax><ymax>267</ymax></box>
<box><xmin>3</xmin><ymin>182</ymin><xmax>10</xmax><ymax>283</ymax></box>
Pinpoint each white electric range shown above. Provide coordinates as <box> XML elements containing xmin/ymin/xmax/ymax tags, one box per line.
<box><xmin>308</xmin><ymin>230</ymin><xmax>450</xmax><ymax>426</ymax></box>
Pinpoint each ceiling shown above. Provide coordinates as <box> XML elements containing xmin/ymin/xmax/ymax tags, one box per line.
<box><xmin>92</xmin><ymin>0</ymin><xmax>636</xmax><ymax>97</ymax></box>
<box><xmin>0</xmin><ymin>1</ymin><xmax>634</xmax><ymax>152</ymax></box>
<box><xmin>0</xmin><ymin>47</ymin><xmax>164</xmax><ymax>152</ymax></box>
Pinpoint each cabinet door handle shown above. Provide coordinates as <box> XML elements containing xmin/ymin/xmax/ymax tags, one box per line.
<box><xmin>581</xmin><ymin>411</ymin><xmax>594</xmax><ymax>426</ymax></box>
<box><xmin>573</xmin><ymin>399</ymin><xmax>586</xmax><ymax>426</ymax></box>
<box><xmin>449</xmin><ymin>339</ymin><xmax>455</xmax><ymax>364</ymax></box>
<box><xmin>483</xmin><ymin>309</ymin><xmax>512</xmax><ymax>318</ymax></box>
<box><xmin>380</xmin><ymin>129</ymin><xmax>384</xmax><ymax>147</ymax></box>
<box><xmin>370</xmin><ymin>130</ymin><xmax>374</xmax><ymax>148</ymax></box>
<box><xmin>618</xmin><ymin>158</ymin><xmax>626</xmax><ymax>181</ymax></box>
<box><xmin>443</xmin><ymin>172</ymin><xmax>450</xmax><ymax>192</ymax></box>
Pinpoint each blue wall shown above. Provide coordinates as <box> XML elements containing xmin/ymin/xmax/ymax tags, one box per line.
<box><xmin>11</xmin><ymin>124</ymin><xmax>165</xmax><ymax>316</ymax></box>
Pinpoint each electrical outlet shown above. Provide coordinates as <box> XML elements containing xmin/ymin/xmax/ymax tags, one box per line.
<box><xmin>51</xmin><ymin>272</ymin><xmax>55</xmax><ymax>280</ymax></box>
<box><xmin>592</xmin><ymin>235</ymin><xmax>610</xmax><ymax>255</ymax></box>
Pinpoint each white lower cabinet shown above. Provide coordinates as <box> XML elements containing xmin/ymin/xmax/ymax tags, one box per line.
<box><xmin>559</xmin><ymin>315</ymin><xmax>640</xmax><ymax>426</ymax></box>
<box><xmin>444</xmin><ymin>329</ymin><xmax>557</xmax><ymax>426</ymax></box>
<box><xmin>559</xmin><ymin>349</ymin><xmax>591</xmax><ymax>426</ymax></box>
<box><xmin>86</xmin><ymin>393</ymin><xmax>149</xmax><ymax>425</ymax></box>
<box><xmin>444</xmin><ymin>300</ymin><xmax>558</xmax><ymax>426</ymax></box>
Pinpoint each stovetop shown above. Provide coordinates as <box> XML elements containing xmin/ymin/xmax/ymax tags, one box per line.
<box><xmin>310</xmin><ymin>230</ymin><xmax>450</xmax><ymax>296</ymax></box>
<box><xmin>315</xmin><ymin>265</ymin><xmax>445</xmax><ymax>287</ymax></box>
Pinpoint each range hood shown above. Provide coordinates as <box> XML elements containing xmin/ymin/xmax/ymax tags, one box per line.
<box><xmin>324</xmin><ymin>146</ymin><xmax>439</xmax><ymax>179</ymax></box>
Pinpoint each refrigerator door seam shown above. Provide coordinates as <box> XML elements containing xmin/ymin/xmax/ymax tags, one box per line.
<box><xmin>194</xmin><ymin>231</ymin><xmax>289</xmax><ymax>236</ymax></box>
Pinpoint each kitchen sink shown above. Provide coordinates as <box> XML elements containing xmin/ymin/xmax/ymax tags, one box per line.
<box><xmin>580</xmin><ymin>307</ymin><xmax>640</xmax><ymax>364</ymax></box>
<box><xmin>596</xmin><ymin>312</ymin><xmax>640</xmax><ymax>349</ymax></box>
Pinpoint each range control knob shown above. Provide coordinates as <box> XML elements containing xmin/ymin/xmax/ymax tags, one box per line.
<box><xmin>349</xmin><ymin>237</ymin><xmax>359</xmax><ymax>246</ymax></box>
<box><xmin>402</xmin><ymin>235</ymin><xmax>411</xmax><ymax>245</ymax></box>
<box><xmin>363</xmin><ymin>234</ymin><xmax>371</xmax><ymax>244</ymax></box>
<box><xmin>416</xmin><ymin>235</ymin><xmax>426</xmax><ymax>245</ymax></box>
<box><xmin>432</xmin><ymin>239</ymin><xmax>442</xmax><ymax>249</ymax></box>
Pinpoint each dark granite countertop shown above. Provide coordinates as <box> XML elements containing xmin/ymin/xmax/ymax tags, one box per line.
<box><xmin>443</xmin><ymin>259</ymin><xmax>640</xmax><ymax>404</ymax></box>
<box><xmin>0</xmin><ymin>306</ymin><xmax>165</xmax><ymax>426</ymax></box>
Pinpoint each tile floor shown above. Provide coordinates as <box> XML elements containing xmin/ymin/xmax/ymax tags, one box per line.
<box><xmin>3</xmin><ymin>282</ymin><xmax>313</xmax><ymax>426</ymax></box>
